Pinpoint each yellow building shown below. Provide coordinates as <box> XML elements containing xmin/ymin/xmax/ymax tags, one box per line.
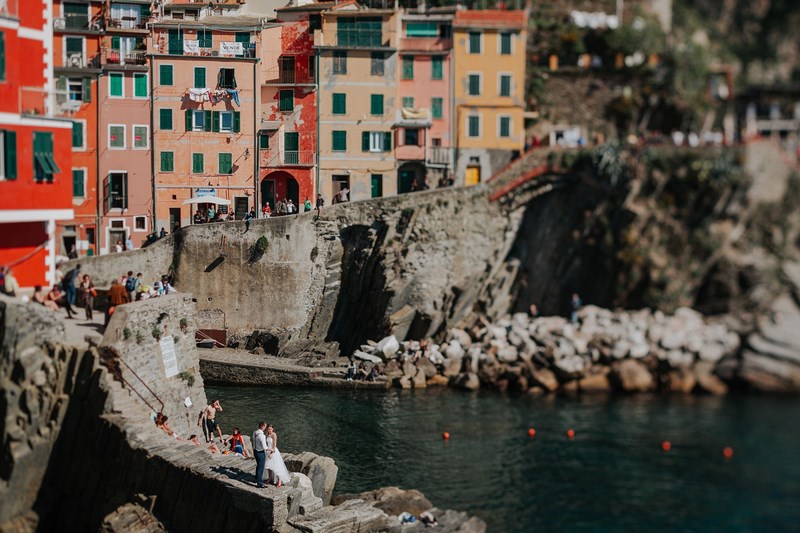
<box><xmin>453</xmin><ymin>10</ymin><xmax>527</xmax><ymax>186</ymax></box>
<box><xmin>314</xmin><ymin>2</ymin><xmax>399</xmax><ymax>201</ymax></box>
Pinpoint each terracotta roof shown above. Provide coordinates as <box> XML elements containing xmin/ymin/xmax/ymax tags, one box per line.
<box><xmin>453</xmin><ymin>10</ymin><xmax>526</xmax><ymax>29</ymax></box>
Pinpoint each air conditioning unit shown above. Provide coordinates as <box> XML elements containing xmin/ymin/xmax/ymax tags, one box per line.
<box><xmin>68</xmin><ymin>53</ymin><xmax>83</xmax><ymax>68</ymax></box>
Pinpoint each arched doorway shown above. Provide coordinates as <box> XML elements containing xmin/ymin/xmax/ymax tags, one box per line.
<box><xmin>397</xmin><ymin>162</ymin><xmax>426</xmax><ymax>193</ymax></box>
<box><xmin>261</xmin><ymin>171</ymin><xmax>299</xmax><ymax>210</ymax></box>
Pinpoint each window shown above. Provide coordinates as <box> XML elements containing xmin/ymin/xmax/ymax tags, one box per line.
<box><xmin>370</xmin><ymin>94</ymin><xmax>384</xmax><ymax>115</ymax></box>
<box><xmin>332</xmin><ymin>130</ymin><xmax>346</xmax><ymax>151</ymax></box>
<box><xmin>72</xmin><ymin>169</ymin><xmax>85</xmax><ymax>198</ymax></box>
<box><xmin>333</xmin><ymin>51</ymin><xmax>347</xmax><ymax>74</ymax></box>
<box><xmin>405</xmin><ymin>128</ymin><xmax>419</xmax><ymax>146</ymax></box>
<box><xmin>431</xmin><ymin>97</ymin><xmax>443</xmax><ymax>119</ymax></box>
<box><xmin>168</xmin><ymin>29</ymin><xmax>183</xmax><ymax>55</ymax></box>
<box><xmin>192</xmin><ymin>153</ymin><xmax>203</xmax><ymax>173</ymax></box>
<box><xmin>33</xmin><ymin>132</ymin><xmax>59</xmax><ymax>183</ymax></box>
<box><xmin>72</xmin><ymin>121</ymin><xmax>84</xmax><ymax>149</ymax></box>
<box><xmin>217</xmin><ymin>68</ymin><xmax>236</xmax><ymax>89</ymax></box>
<box><xmin>362</xmin><ymin>131</ymin><xmax>391</xmax><ymax>152</ymax></box>
<box><xmin>68</xmin><ymin>77</ymin><xmax>84</xmax><ymax>102</ymax></box>
<box><xmin>105</xmin><ymin>172</ymin><xmax>128</xmax><ymax>210</ymax></box>
<box><xmin>371</xmin><ymin>174</ymin><xmax>383</xmax><ymax>198</ymax></box>
<box><xmin>309</xmin><ymin>55</ymin><xmax>316</xmax><ymax>81</ymax></box>
<box><xmin>279</xmin><ymin>89</ymin><xmax>294</xmax><ymax>112</ymax></box>
<box><xmin>235</xmin><ymin>32</ymin><xmax>250</xmax><ymax>57</ymax></box>
<box><xmin>134</xmin><ymin>216</ymin><xmax>147</xmax><ymax>231</ymax></box>
<box><xmin>0</xmin><ymin>130</ymin><xmax>17</xmax><ymax>180</ymax></box>
<box><xmin>194</xmin><ymin>67</ymin><xmax>206</xmax><ymax>89</ymax></box>
<box><xmin>259</xmin><ymin>132</ymin><xmax>269</xmax><ymax>149</ymax></box>
<box><xmin>499</xmin><ymin>74</ymin><xmax>511</xmax><ymax>97</ymax></box>
<box><xmin>109</xmin><ymin>125</ymin><xmax>125</xmax><ymax>148</ymax></box>
<box><xmin>402</xmin><ymin>97</ymin><xmax>414</xmax><ymax>109</ymax></box>
<box><xmin>467</xmin><ymin>115</ymin><xmax>481</xmax><ymax>138</ymax></box>
<box><xmin>468</xmin><ymin>73</ymin><xmax>481</xmax><ymax>96</ymax></box>
<box><xmin>402</xmin><ymin>56</ymin><xmax>414</xmax><ymax>79</ymax></box>
<box><xmin>0</xmin><ymin>32</ymin><xmax>5</xmax><ymax>81</ymax></box>
<box><xmin>468</xmin><ymin>32</ymin><xmax>482</xmax><ymax>54</ymax></box>
<box><xmin>337</xmin><ymin>16</ymin><xmax>382</xmax><ymax>47</ymax></box>
<box><xmin>65</xmin><ymin>36</ymin><xmax>83</xmax><ymax>63</ymax></box>
<box><xmin>332</xmin><ymin>93</ymin><xmax>346</xmax><ymax>115</ymax></box>
<box><xmin>212</xmin><ymin>111</ymin><xmax>240</xmax><ymax>133</ymax></box>
<box><xmin>218</xmin><ymin>153</ymin><xmax>232</xmax><ymax>174</ymax></box>
<box><xmin>160</xmin><ymin>151</ymin><xmax>174</xmax><ymax>172</ymax></box>
<box><xmin>159</xmin><ymin>109</ymin><xmax>173</xmax><ymax>130</ymax></box>
<box><xmin>191</xmin><ymin>110</ymin><xmax>205</xmax><ymax>131</ymax></box>
<box><xmin>431</xmin><ymin>56</ymin><xmax>443</xmax><ymax>80</ymax></box>
<box><xmin>500</xmin><ymin>32</ymin><xmax>512</xmax><ymax>55</ymax></box>
<box><xmin>109</xmin><ymin>72</ymin><xmax>123</xmax><ymax>97</ymax></box>
<box><xmin>133</xmin><ymin>73</ymin><xmax>147</xmax><ymax>98</ymax></box>
<box><xmin>197</xmin><ymin>29</ymin><xmax>212</xmax><ymax>49</ymax></box>
<box><xmin>406</xmin><ymin>21</ymin><xmax>438</xmax><ymax>37</ymax></box>
<box><xmin>284</xmin><ymin>132</ymin><xmax>299</xmax><ymax>164</ymax></box>
<box><xmin>370</xmin><ymin>52</ymin><xmax>384</xmax><ymax>76</ymax></box>
<box><xmin>133</xmin><ymin>125</ymin><xmax>148</xmax><ymax>149</ymax></box>
<box><xmin>499</xmin><ymin>116</ymin><xmax>511</xmax><ymax>138</ymax></box>
<box><xmin>333</xmin><ymin>174</ymin><xmax>350</xmax><ymax>192</ymax></box>
<box><xmin>159</xmin><ymin>64</ymin><xmax>173</xmax><ymax>86</ymax></box>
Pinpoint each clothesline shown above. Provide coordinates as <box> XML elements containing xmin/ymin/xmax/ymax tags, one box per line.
<box><xmin>187</xmin><ymin>88</ymin><xmax>240</xmax><ymax>107</ymax></box>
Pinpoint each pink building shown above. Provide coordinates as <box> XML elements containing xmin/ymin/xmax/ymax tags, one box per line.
<box><xmin>396</xmin><ymin>9</ymin><xmax>455</xmax><ymax>192</ymax></box>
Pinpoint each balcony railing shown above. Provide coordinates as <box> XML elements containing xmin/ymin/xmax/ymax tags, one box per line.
<box><xmin>107</xmin><ymin>16</ymin><xmax>147</xmax><ymax>30</ymax></box>
<box><xmin>427</xmin><ymin>146</ymin><xmax>452</xmax><ymax>166</ymax></box>
<box><xmin>260</xmin><ymin>149</ymin><xmax>316</xmax><ymax>168</ymax></box>
<box><xmin>59</xmin><ymin>53</ymin><xmax>101</xmax><ymax>69</ymax></box>
<box><xmin>54</xmin><ymin>13</ymin><xmax>104</xmax><ymax>32</ymax></box>
<box><xmin>105</xmin><ymin>50</ymin><xmax>147</xmax><ymax>66</ymax></box>
<box><xmin>263</xmin><ymin>66</ymin><xmax>315</xmax><ymax>85</ymax></box>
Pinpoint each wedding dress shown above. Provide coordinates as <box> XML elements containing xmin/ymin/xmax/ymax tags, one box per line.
<box><xmin>265</xmin><ymin>435</ymin><xmax>291</xmax><ymax>484</ymax></box>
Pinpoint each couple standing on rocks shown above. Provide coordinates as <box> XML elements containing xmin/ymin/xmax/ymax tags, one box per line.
<box><xmin>253</xmin><ymin>422</ymin><xmax>291</xmax><ymax>489</ymax></box>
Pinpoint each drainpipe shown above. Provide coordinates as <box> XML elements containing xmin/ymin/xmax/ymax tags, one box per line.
<box><xmin>253</xmin><ymin>58</ymin><xmax>259</xmax><ymax>210</ymax></box>
<box><xmin>95</xmin><ymin>71</ymin><xmax>101</xmax><ymax>254</ymax></box>
<box><xmin>315</xmin><ymin>48</ymin><xmax>320</xmax><ymax>199</ymax></box>
<box><xmin>149</xmin><ymin>52</ymin><xmax>156</xmax><ymax>232</ymax></box>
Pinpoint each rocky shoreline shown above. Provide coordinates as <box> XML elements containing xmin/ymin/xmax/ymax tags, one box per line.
<box><xmin>352</xmin><ymin>306</ymin><xmax>799</xmax><ymax>395</ymax></box>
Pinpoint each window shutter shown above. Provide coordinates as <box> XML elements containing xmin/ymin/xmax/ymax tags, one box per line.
<box><xmin>72</xmin><ymin>122</ymin><xmax>82</xmax><ymax>147</ymax></box>
<box><xmin>185</xmin><ymin>109</ymin><xmax>193</xmax><ymax>131</ymax></box>
<box><xmin>4</xmin><ymin>131</ymin><xmax>16</xmax><ymax>179</ymax></box>
<box><xmin>204</xmin><ymin>110</ymin><xmax>212</xmax><ymax>132</ymax></box>
<box><xmin>82</xmin><ymin>78</ymin><xmax>92</xmax><ymax>102</ymax></box>
<box><xmin>233</xmin><ymin>111</ymin><xmax>241</xmax><ymax>133</ymax></box>
<box><xmin>212</xmin><ymin>111</ymin><xmax>220</xmax><ymax>132</ymax></box>
<box><xmin>111</xmin><ymin>36</ymin><xmax>120</xmax><ymax>50</ymax></box>
<box><xmin>259</xmin><ymin>133</ymin><xmax>269</xmax><ymax>149</ymax></box>
<box><xmin>160</xmin><ymin>152</ymin><xmax>167</xmax><ymax>171</ymax></box>
<box><xmin>383</xmin><ymin>132</ymin><xmax>392</xmax><ymax>152</ymax></box>
<box><xmin>103</xmin><ymin>175</ymin><xmax>110</xmax><ymax>212</ymax></box>
<box><xmin>370</xmin><ymin>94</ymin><xmax>383</xmax><ymax>115</ymax></box>
<box><xmin>0</xmin><ymin>32</ymin><xmax>5</xmax><ymax>81</ymax></box>
<box><xmin>194</xmin><ymin>67</ymin><xmax>205</xmax><ymax>89</ymax></box>
<box><xmin>362</xmin><ymin>131</ymin><xmax>369</xmax><ymax>152</ymax></box>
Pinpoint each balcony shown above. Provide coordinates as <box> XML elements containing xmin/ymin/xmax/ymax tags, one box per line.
<box><xmin>57</xmin><ymin>52</ymin><xmax>102</xmax><ymax>71</ymax></box>
<box><xmin>263</xmin><ymin>66</ymin><xmax>315</xmax><ymax>86</ymax></box>
<box><xmin>104</xmin><ymin>50</ymin><xmax>147</xmax><ymax>67</ymax></box>
<box><xmin>53</xmin><ymin>14</ymin><xmax>104</xmax><ymax>33</ymax></box>
<box><xmin>20</xmin><ymin>87</ymin><xmax>75</xmax><ymax>118</ymax></box>
<box><xmin>399</xmin><ymin>37</ymin><xmax>451</xmax><ymax>52</ymax></box>
<box><xmin>260</xmin><ymin>149</ymin><xmax>316</xmax><ymax>168</ymax></box>
<box><xmin>107</xmin><ymin>16</ymin><xmax>148</xmax><ymax>31</ymax></box>
<box><xmin>427</xmin><ymin>146</ymin><xmax>452</xmax><ymax>166</ymax></box>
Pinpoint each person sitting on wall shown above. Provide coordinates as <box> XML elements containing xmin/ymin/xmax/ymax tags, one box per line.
<box><xmin>193</xmin><ymin>212</ymin><xmax>203</xmax><ymax>225</ymax></box>
<box><xmin>228</xmin><ymin>428</ymin><xmax>248</xmax><ymax>457</ymax></box>
<box><xmin>345</xmin><ymin>360</ymin><xmax>357</xmax><ymax>381</ymax></box>
<box><xmin>355</xmin><ymin>362</ymin><xmax>368</xmax><ymax>381</ymax></box>
<box><xmin>367</xmin><ymin>365</ymin><xmax>381</xmax><ymax>382</ymax></box>
<box><xmin>155</xmin><ymin>412</ymin><xmax>179</xmax><ymax>438</ymax></box>
<box><xmin>189</xmin><ymin>434</ymin><xmax>221</xmax><ymax>453</ymax></box>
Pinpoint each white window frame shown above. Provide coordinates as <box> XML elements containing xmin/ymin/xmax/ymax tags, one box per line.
<box><xmin>108</xmin><ymin>124</ymin><xmax>126</xmax><ymax>150</ymax></box>
<box><xmin>72</xmin><ymin>166</ymin><xmax>87</xmax><ymax>199</ymax></box>
<box><xmin>220</xmin><ymin>111</ymin><xmax>233</xmax><ymax>133</ymax></box>
<box><xmin>159</xmin><ymin>63</ymin><xmax>174</xmax><ymax>85</ymax></box>
<box><xmin>67</xmin><ymin>77</ymin><xmax>84</xmax><ymax>102</ymax></box>
<box><xmin>132</xmin><ymin>72</ymin><xmax>148</xmax><ymax>99</ymax></box>
<box><xmin>193</xmin><ymin>110</ymin><xmax>205</xmax><ymax>132</ymax></box>
<box><xmin>133</xmin><ymin>124</ymin><xmax>149</xmax><ymax>149</ymax></box>
<box><xmin>63</xmin><ymin>35</ymin><xmax>86</xmax><ymax>68</ymax></box>
<box><xmin>467</xmin><ymin>31</ymin><xmax>483</xmax><ymax>54</ymax></box>
<box><xmin>106</xmin><ymin>173</ymin><xmax>128</xmax><ymax>212</ymax></box>
<box><xmin>497</xmin><ymin>31</ymin><xmax>514</xmax><ymax>55</ymax></box>
<box><xmin>72</xmin><ymin>118</ymin><xmax>87</xmax><ymax>150</ymax></box>
<box><xmin>466</xmin><ymin>113</ymin><xmax>482</xmax><ymax>139</ymax></box>
<box><xmin>0</xmin><ymin>131</ymin><xmax>6</xmax><ymax>181</ymax></box>
<box><xmin>369</xmin><ymin>131</ymin><xmax>384</xmax><ymax>152</ymax></box>
<box><xmin>108</xmin><ymin>72</ymin><xmax>124</xmax><ymax>98</ymax></box>
<box><xmin>133</xmin><ymin>215</ymin><xmax>148</xmax><ymax>232</ymax></box>
<box><xmin>402</xmin><ymin>96</ymin><xmax>414</xmax><ymax>109</ymax></box>
<box><xmin>497</xmin><ymin>114</ymin><xmax>512</xmax><ymax>138</ymax></box>
<box><xmin>467</xmin><ymin>72</ymin><xmax>482</xmax><ymax>96</ymax></box>
<box><xmin>498</xmin><ymin>72</ymin><xmax>513</xmax><ymax>97</ymax></box>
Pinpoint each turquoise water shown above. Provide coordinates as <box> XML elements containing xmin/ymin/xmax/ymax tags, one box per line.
<box><xmin>206</xmin><ymin>386</ymin><xmax>800</xmax><ymax>532</ymax></box>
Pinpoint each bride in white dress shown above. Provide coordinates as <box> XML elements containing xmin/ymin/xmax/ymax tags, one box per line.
<box><xmin>265</xmin><ymin>424</ymin><xmax>291</xmax><ymax>487</ymax></box>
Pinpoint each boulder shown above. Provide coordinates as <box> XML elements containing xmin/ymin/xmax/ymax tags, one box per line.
<box><xmin>416</xmin><ymin>357</ymin><xmax>438</xmax><ymax>379</ymax></box>
<box><xmin>445</xmin><ymin>340</ymin><xmax>465</xmax><ymax>360</ymax></box>
<box><xmin>448</xmin><ymin>328</ymin><xmax>472</xmax><ymax>347</ymax></box>
<box><xmin>553</xmin><ymin>355</ymin><xmax>586</xmax><ymax>377</ymax></box>
<box><xmin>740</xmin><ymin>351</ymin><xmax>800</xmax><ymax>393</ymax></box>
<box><xmin>383</xmin><ymin>360</ymin><xmax>403</xmax><ymax>378</ymax></box>
<box><xmin>697</xmin><ymin>342</ymin><xmax>727</xmax><ymax>363</ymax></box>
<box><xmin>427</xmin><ymin>375</ymin><xmax>449</xmax><ymax>387</ymax></box>
<box><xmin>283</xmin><ymin>452</ymin><xmax>339</xmax><ymax>506</ymax></box>
<box><xmin>452</xmin><ymin>372</ymin><xmax>480</xmax><ymax>391</ymax></box>
<box><xmin>578</xmin><ymin>367</ymin><xmax>611</xmax><ymax>392</ymax></box>
<box><xmin>332</xmin><ymin>486</ymin><xmax>432</xmax><ymax>517</ymax></box>
<box><xmin>412</xmin><ymin>367</ymin><xmax>427</xmax><ymax>388</ymax></box>
<box><xmin>667</xmin><ymin>368</ymin><xmax>696</xmax><ymax>393</ymax></box>
<box><xmin>610</xmin><ymin>359</ymin><xmax>654</xmax><ymax>393</ymax></box>
<box><xmin>693</xmin><ymin>362</ymin><xmax>728</xmax><ymax>395</ymax></box>
<box><xmin>530</xmin><ymin>368</ymin><xmax>559</xmax><ymax>392</ymax></box>
<box><xmin>496</xmin><ymin>345</ymin><xmax>519</xmax><ymax>364</ymax></box>
<box><xmin>375</xmin><ymin>335</ymin><xmax>400</xmax><ymax>358</ymax></box>
<box><xmin>353</xmin><ymin>350</ymin><xmax>382</xmax><ymax>364</ymax></box>
<box><xmin>442</xmin><ymin>357</ymin><xmax>463</xmax><ymax>377</ymax></box>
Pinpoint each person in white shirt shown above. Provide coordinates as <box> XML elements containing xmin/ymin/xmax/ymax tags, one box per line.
<box><xmin>252</xmin><ymin>422</ymin><xmax>268</xmax><ymax>488</ymax></box>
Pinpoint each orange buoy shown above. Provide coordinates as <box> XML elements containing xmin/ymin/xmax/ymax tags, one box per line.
<box><xmin>661</xmin><ymin>441</ymin><xmax>671</xmax><ymax>452</ymax></box>
<box><xmin>723</xmin><ymin>446</ymin><xmax>734</xmax><ymax>459</ymax></box>
<box><xmin>566</xmin><ymin>429</ymin><xmax>575</xmax><ymax>439</ymax></box>
<box><xmin>442</xmin><ymin>432</ymin><xmax>450</xmax><ymax>441</ymax></box>
<box><xmin>527</xmin><ymin>428</ymin><xmax>536</xmax><ymax>438</ymax></box>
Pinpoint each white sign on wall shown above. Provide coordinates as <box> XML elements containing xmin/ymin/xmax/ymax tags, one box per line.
<box><xmin>160</xmin><ymin>335</ymin><xmax>179</xmax><ymax>378</ymax></box>
<box><xmin>220</xmin><ymin>41</ymin><xmax>243</xmax><ymax>57</ymax></box>
<box><xmin>183</xmin><ymin>40</ymin><xmax>200</xmax><ymax>54</ymax></box>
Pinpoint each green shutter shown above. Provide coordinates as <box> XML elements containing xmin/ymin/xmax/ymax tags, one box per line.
<box><xmin>212</xmin><ymin>111</ymin><xmax>220</xmax><ymax>132</ymax></box>
<box><xmin>370</xmin><ymin>94</ymin><xmax>384</xmax><ymax>115</ymax></box>
<box><xmin>332</xmin><ymin>93</ymin><xmax>345</xmax><ymax>114</ymax></box>
<box><xmin>194</xmin><ymin>67</ymin><xmax>205</xmax><ymax>89</ymax></box>
<box><xmin>4</xmin><ymin>131</ymin><xmax>16</xmax><ymax>179</ymax></box>
<box><xmin>204</xmin><ymin>110</ymin><xmax>212</xmax><ymax>132</ymax></box>
<box><xmin>72</xmin><ymin>121</ymin><xmax>83</xmax><ymax>148</ymax></box>
<box><xmin>110</xmin><ymin>73</ymin><xmax>123</xmax><ymax>96</ymax></box>
<box><xmin>185</xmin><ymin>109</ymin><xmax>193</xmax><ymax>131</ymax></box>
<box><xmin>233</xmin><ymin>111</ymin><xmax>241</xmax><ymax>133</ymax></box>
<box><xmin>432</xmin><ymin>57</ymin><xmax>443</xmax><ymax>80</ymax></box>
<box><xmin>370</xmin><ymin>174</ymin><xmax>382</xmax><ymax>198</ymax></box>
<box><xmin>161</xmin><ymin>151</ymin><xmax>174</xmax><ymax>172</ymax></box>
<box><xmin>160</xmin><ymin>65</ymin><xmax>173</xmax><ymax>86</ymax></box>
<box><xmin>168</xmin><ymin>29</ymin><xmax>183</xmax><ymax>55</ymax></box>
<box><xmin>500</xmin><ymin>75</ymin><xmax>511</xmax><ymax>96</ymax></box>
<box><xmin>160</xmin><ymin>109</ymin><xmax>172</xmax><ymax>130</ymax></box>
<box><xmin>111</xmin><ymin>36</ymin><xmax>121</xmax><ymax>51</ymax></box>
<box><xmin>134</xmin><ymin>74</ymin><xmax>147</xmax><ymax>97</ymax></box>
<box><xmin>432</xmin><ymin>97</ymin><xmax>443</xmax><ymax>119</ymax></box>
<box><xmin>0</xmin><ymin>32</ymin><xmax>5</xmax><ymax>81</ymax></box>
<box><xmin>402</xmin><ymin>56</ymin><xmax>413</xmax><ymax>79</ymax></box>
<box><xmin>469</xmin><ymin>75</ymin><xmax>480</xmax><ymax>95</ymax></box>
<box><xmin>332</xmin><ymin>131</ymin><xmax>346</xmax><ymax>151</ymax></box>
<box><xmin>402</xmin><ymin>97</ymin><xmax>414</xmax><ymax>109</ymax></box>
<box><xmin>235</xmin><ymin>32</ymin><xmax>249</xmax><ymax>57</ymax></box>
<box><xmin>192</xmin><ymin>153</ymin><xmax>203</xmax><ymax>173</ymax></box>
<box><xmin>501</xmin><ymin>33</ymin><xmax>512</xmax><ymax>54</ymax></box>
<box><xmin>362</xmin><ymin>131</ymin><xmax>369</xmax><ymax>151</ymax></box>
<box><xmin>259</xmin><ymin>133</ymin><xmax>269</xmax><ymax>149</ymax></box>
<box><xmin>279</xmin><ymin>90</ymin><xmax>293</xmax><ymax>112</ymax></box>
<box><xmin>82</xmin><ymin>78</ymin><xmax>92</xmax><ymax>102</ymax></box>
<box><xmin>406</xmin><ymin>22</ymin><xmax>438</xmax><ymax>37</ymax></box>
<box><xmin>383</xmin><ymin>132</ymin><xmax>392</xmax><ymax>152</ymax></box>
<box><xmin>469</xmin><ymin>32</ymin><xmax>481</xmax><ymax>53</ymax></box>
<box><xmin>219</xmin><ymin>153</ymin><xmax>232</xmax><ymax>174</ymax></box>
<box><xmin>72</xmin><ymin>169</ymin><xmax>84</xmax><ymax>197</ymax></box>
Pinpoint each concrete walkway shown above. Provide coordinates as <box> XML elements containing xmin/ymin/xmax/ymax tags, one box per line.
<box><xmin>198</xmin><ymin>348</ymin><xmax>389</xmax><ymax>389</ymax></box>
<box><xmin>59</xmin><ymin>313</ymin><xmax>105</xmax><ymax>346</ymax></box>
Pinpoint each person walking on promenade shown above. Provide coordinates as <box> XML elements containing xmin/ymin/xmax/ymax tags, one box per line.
<box><xmin>79</xmin><ymin>274</ymin><xmax>95</xmax><ymax>320</ymax></box>
<box><xmin>315</xmin><ymin>194</ymin><xmax>325</xmax><ymax>212</ymax></box>
<box><xmin>253</xmin><ymin>422</ymin><xmax>268</xmax><ymax>488</ymax></box>
<box><xmin>61</xmin><ymin>264</ymin><xmax>81</xmax><ymax>317</ymax></box>
<box><xmin>105</xmin><ymin>278</ymin><xmax>128</xmax><ymax>327</ymax></box>
<box><xmin>198</xmin><ymin>399</ymin><xmax>224</xmax><ymax>443</ymax></box>
<box><xmin>244</xmin><ymin>209</ymin><xmax>255</xmax><ymax>232</ymax></box>
<box><xmin>304</xmin><ymin>196</ymin><xmax>312</xmax><ymax>212</ymax></box>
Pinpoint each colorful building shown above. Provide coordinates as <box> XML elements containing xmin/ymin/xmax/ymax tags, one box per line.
<box><xmin>149</xmin><ymin>14</ymin><xmax>266</xmax><ymax>231</ymax></box>
<box><xmin>52</xmin><ymin>0</ymin><xmax>104</xmax><ymax>256</ymax></box>
<box><xmin>0</xmin><ymin>0</ymin><xmax>75</xmax><ymax>288</ymax></box>
<box><xmin>452</xmin><ymin>10</ymin><xmax>527</xmax><ymax>186</ymax></box>
<box><xmin>315</xmin><ymin>2</ymin><xmax>398</xmax><ymax>201</ymax></box>
<box><xmin>396</xmin><ymin>8</ymin><xmax>455</xmax><ymax>192</ymax></box>
<box><xmin>259</xmin><ymin>2</ymin><xmax>323</xmax><ymax>210</ymax></box>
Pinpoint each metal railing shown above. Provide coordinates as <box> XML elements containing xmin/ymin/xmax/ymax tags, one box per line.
<box><xmin>105</xmin><ymin>50</ymin><xmax>147</xmax><ymax>66</ymax></box>
<box><xmin>54</xmin><ymin>13</ymin><xmax>104</xmax><ymax>31</ymax></box>
<box><xmin>60</xmin><ymin>53</ymin><xmax>101</xmax><ymax>69</ymax></box>
<box><xmin>427</xmin><ymin>146</ymin><xmax>452</xmax><ymax>166</ymax></box>
<box><xmin>263</xmin><ymin>66</ymin><xmax>315</xmax><ymax>85</ymax></box>
<box><xmin>260</xmin><ymin>149</ymin><xmax>316</xmax><ymax>168</ymax></box>
<box><xmin>108</xmin><ymin>16</ymin><xmax>147</xmax><ymax>30</ymax></box>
